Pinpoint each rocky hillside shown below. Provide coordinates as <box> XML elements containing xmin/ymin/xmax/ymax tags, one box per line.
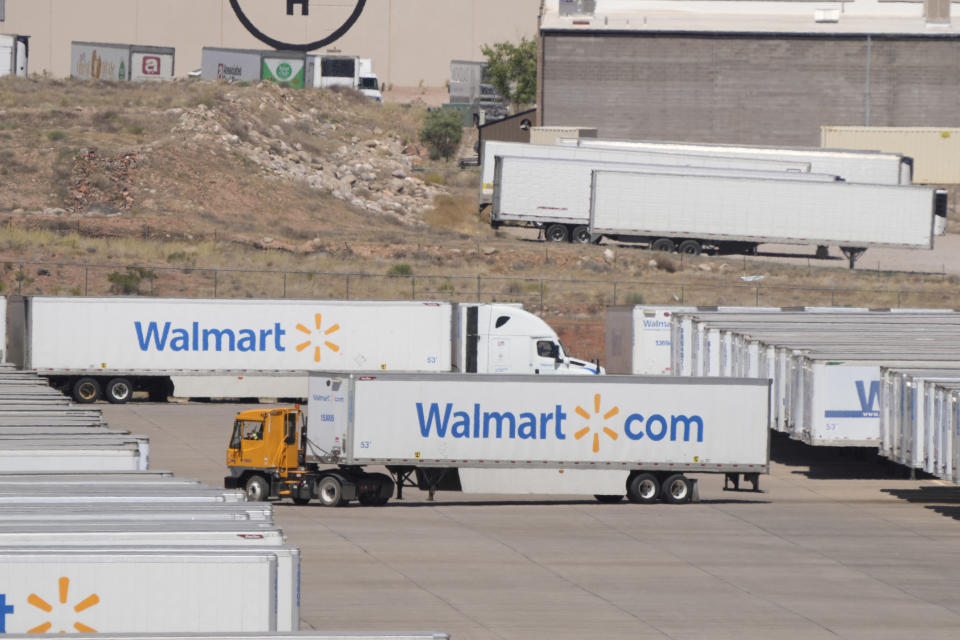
<box><xmin>0</xmin><ymin>76</ymin><xmax>458</xmax><ymax>251</ymax></box>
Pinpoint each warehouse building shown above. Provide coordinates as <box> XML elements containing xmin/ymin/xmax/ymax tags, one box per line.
<box><xmin>538</xmin><ymin>0</ymin><xmax>960</xmax><ymax>146</ymax></box>
<box><xmin>0</xmin><ymin>0</ymin><xmax>539</xmax><ymax>87</ymax></box>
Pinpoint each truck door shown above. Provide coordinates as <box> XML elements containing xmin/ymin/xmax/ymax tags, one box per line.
<box><xmin>533</xmin><ymin>339</ymin><xmax>563</xmax><ymax>375</ymax></box>
<box><xmin>232</xmin><ymin>417</ymin><xmax>270</xmax><ymax>468</ymax></box>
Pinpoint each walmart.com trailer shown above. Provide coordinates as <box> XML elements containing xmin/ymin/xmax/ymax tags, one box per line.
<box><xmin>303</xmin><ymin>372</ymin><xmax>770</xmax><ymax>504</ymax></box>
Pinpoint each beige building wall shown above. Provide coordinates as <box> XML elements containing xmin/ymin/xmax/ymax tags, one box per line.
<box><xmin>0</xmin><ymin>0</ymin><xmax>539</xmax><ymax>86</ymax></box>
<box><xmin>822</xmin><ymin>126</ymin><xmax>960</xmax><ymax>184</ymax></box>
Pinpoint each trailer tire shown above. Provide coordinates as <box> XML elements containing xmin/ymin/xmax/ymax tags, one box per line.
<box><xmin>72</xmin><ymin>377</ymin><xmax>101</xmax><ymax>404</ymax></box>
<box><xmin>105</xmin><ymin>378</ymin><xmax>133</xmax><ymax>404</ymax></box>
<box><xmin>626</xmin><ymin>473</ymin><xmax>660</xmax><ymax>504</ymax></box>
<box><xmin>661</xmin><ymin>474</ymin><xmax>692</xmax><ymax>504</ymax></box>
<box><xmin>571</xmin><ymin>226</ymin><xmax>592</xmax><ymax>244</ymax></box>
<box><xmin>677</xmin><ymin>240</ymin><xmax>702</xmax><ymax>256</ymax></box>
<box><xmin>244</xmin><ymin>475</ymin><xmax>269</xmax><ymax>502</ymax></box>
<box><xmin>650</xmin><ymin>238</ymin><xmax>675</xmax><ymax>253</ymax></box>
<box><xmin>545</xmin><ymin>224</ymin><xmax>568</xmax><ymax>243</ymax></box>
<box><xmin>358</xmin><ymin>472</ymin><xmax>393</xmax><ymax>506</ymax></box>
<box><xmin>317</xmin><ymin>476</ymin><xmax>345</xmax><ymax>507</ymax></box>
<box><xmin>594</xmin><ymin>494</ymin><xmax>624</xmax><ymax>504</ymax></box>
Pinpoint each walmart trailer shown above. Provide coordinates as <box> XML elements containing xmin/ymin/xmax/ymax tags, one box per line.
<box><xmin>305</xmin><ymin>372</ymin><xmax>770</xmax><ymax>503</ymax></box>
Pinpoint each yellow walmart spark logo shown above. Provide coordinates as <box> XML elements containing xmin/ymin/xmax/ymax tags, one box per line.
<box><xmin>295</xmin><ymin>313</ymin><xmax>341</xmax><ymax>362</ymax></box>
<box><xmin>574</xmin><ymin>393</ymin><xmax>620</xmax><ymax>453</ymax></box>
<box><xmin>27</xmin><ymin>576</ymin><xmax>99</xmax><ymax>633</ymax></box>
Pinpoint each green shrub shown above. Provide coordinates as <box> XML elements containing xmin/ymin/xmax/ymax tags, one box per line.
<box><xmin>107</xmin><ymin>267</ymin><xmax>156</xmax><ymax>295</ymax></box>
<box><xmin>387</xmin><ymin>264</ymin><xmax>413</xmax><ymax>276</ymax></box>
<box><xmin>419</xmin><ymin>109</ymin><xmax>463</xmax><ymax>160</ymax></box>
<box><xmin>47</xmin><ymin>130</ymin><xmax>67</xmax><ymax>141</ymax></box>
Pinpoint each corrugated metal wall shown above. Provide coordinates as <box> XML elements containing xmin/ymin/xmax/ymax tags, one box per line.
<box><xmin>541</xmin><ymin>32</ymin><xmax>960</xmax><ymax>147</ymax></box>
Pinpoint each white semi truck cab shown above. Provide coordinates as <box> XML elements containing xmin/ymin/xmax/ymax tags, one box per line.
<box><xmin>461</xmin><ymin>303</ymin><xmax>602</xmax><ymax>375</ymax></box>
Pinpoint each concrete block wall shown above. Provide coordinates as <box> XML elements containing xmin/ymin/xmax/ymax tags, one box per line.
<box><xmin>541</xmin><ymin>32</ymin><xmax>960</xmax><ymax>146</ymax></box>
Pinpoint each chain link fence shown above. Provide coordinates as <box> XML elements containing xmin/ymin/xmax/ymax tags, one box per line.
<box><xmin>1</xmin><ymin>258</ymin><xmax>956</xmax><ymax>311</ymax></box>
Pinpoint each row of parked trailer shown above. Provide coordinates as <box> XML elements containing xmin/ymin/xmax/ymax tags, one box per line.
<box><xmin>604</xmin><ymin>305</ymin><xmax>960</xmax><ymax>484</ymax></box>
<box><xmin>0</xmin><ymin>364</ymin><xmax>301</xmax><ymax>634</ymax></box>
<box><xmin>480</xmin><ymin>139</ymin><xmax>948</xmax><ymax>267</ymax></box>
<box><xmin>0</xmin><ymin>363</ymin><xmax>448</xmax><ymax>639</ymax></box>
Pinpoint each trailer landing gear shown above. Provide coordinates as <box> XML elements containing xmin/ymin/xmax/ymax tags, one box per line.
<box><xmin>840</xmin><ymin>246</ymin><xmax>866</xmax><ymax>270</ymax></box>
<box><xmin>723</xmin><ymin>472</ymin><xmax>761</xmax><ymax>492</ymax></box>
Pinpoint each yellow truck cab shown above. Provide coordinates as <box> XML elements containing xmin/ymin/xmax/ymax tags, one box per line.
<box><xmin>224</xmin><ymin>406</ymin><xmax>393</xmax><ymax>505</ymax></box>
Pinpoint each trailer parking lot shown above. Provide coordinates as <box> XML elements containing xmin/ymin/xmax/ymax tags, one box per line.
<box><xmin>104</xmin><ymin>401</ymin><xmax>960</xmax><ymax>640</ymax></box>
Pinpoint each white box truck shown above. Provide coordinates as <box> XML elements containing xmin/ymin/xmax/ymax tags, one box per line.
<box><xmin>6</xmin><ymin>297</ymin><xmax>601</xmax><ymax>404</ymax></box>
<box><xmin>0</xmin><ymin>34</ymin><xmax>28</xmax><ymax>77</ymax></box>
<box><xmin>589</xmin><ymin>169</ymin><xmax>939</xmax><ymax>266</ymax></box>
<box><xmin>306</xmin><ymin>54</ymin><xmax>381</xmax><ymax>99</ymax></box>
<box><xmin>491</xmin><ymin>155</ymin><xmax>836</xmax><ymax>244</ymax></box>
<box><xmin>224</xmin><ymin>372</ymin><xmax>770</xmax><ymax>505</ymax></box>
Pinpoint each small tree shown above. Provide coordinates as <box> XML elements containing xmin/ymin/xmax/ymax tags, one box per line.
<box><xmin>420</xmin><ymin>108</ymin><xmax>464</xmax><ymax>160</ymax></box>
<box><xmin>481</xmin><ymin>37</ymin><xmax>537</xmax><ymax>108</ymax></box>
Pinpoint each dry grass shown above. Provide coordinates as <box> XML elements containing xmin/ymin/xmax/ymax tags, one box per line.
<box><xmin>1</xmin><ymin>76</ymin><xmax>958</xmax><ymax>361</ymax></box>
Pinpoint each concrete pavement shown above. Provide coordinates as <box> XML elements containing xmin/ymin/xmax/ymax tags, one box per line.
<box><xmin>103</xmin><ymin>401</ymin><xmax>960</xmax><ymax>640</ymax></box>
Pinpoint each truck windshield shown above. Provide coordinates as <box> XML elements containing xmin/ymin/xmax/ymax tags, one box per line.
<box><xmin>359</xmin><ymin>77</ymin><xmax>378</xmax><ymax>90</ymax></box>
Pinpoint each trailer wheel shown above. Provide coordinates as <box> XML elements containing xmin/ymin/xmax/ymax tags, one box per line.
<box><xmin>571</xmin><ymin>226</ymin><xmax>592</xmax><ymax>244</ymax></box>
<box><xmin>72</xmin><ymin>377</ymin><xmax>101</xmax><ymax>404</ymax></box>
<box><xmin>317</xmin><ymin>476</ymin><xmax>344</xmax><ymax>507</ymax></box>
<box><xmin>244</xmin><ymin>475</ymin><xmax>269</xmax><ymax>502</ymax></box>
<box><xmin>677</xmin><ymin>240</ymin><xmax>702</xmax><ymax>256</ymax></box>
<box><xmin>661</xmin><ymin>474</ymin><xmax>692</xmax><ymax>504</ymax></box>
<box><xmin>594</xmin><ymin>494</ymin><xmax>624</xmax><ymax>504</ymax></box>
<box><xmin>105</xmin><ymin>378</ymin><xmax>133</xmax><ymax>404</ymax></box>
<box><xmin>650</xmin><ymin>238</ymin><xmax>675</xmax><ymax>253</ymax></box>
<box><xmin>545</xmin><ymin>224</ymin><xmax>568</xmax><ymax>243</ymax></box>
<box><xmin>626</xmin><ymin>473</ymin><xmax>660</xmax><ymax>504</ymax></box>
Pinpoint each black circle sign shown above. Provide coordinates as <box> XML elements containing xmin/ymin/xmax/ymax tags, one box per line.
<box><xmin>229</xmin><ymin>0</ymin><xmax>367</xmax><ymax>52</ymax></box>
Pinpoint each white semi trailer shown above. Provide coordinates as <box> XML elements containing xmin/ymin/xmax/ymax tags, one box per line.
<box><xmin>479</xmin><ymin>140</ymin><xmax>811</xmax><ymax>207</ymax></box>
<box><xmin>6</xmin><ymin>297</ymin><xmax>600</xmax><ymax>404</ymax></box>
<box><xmin>491</xmin><ymin>156</ymin><xmax>839</xmax><ymax>244</ymax></box>
<box><xmin>571</xmin><ymin>138</ymin><xmax>917</xmax><ymax>185</ymax></box>
<box><xmin>0</xmin><ymin>548</ymin><xmax>296</xmax><ymax>633</ymax></box>
<box><xmin>589</xmin><ymin>169</ymin><xmax>940</xmax><ymax>266</ymax></box>
<box><xmin>244</xmin><ymin>372</ymin><xmax>771</xmax><ymax>505</ymax></box>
